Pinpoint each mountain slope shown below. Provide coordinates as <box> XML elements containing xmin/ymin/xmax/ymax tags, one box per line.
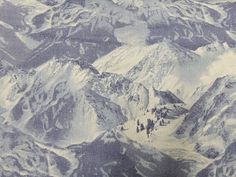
<box><xmin>0</xmin><ymin>56</ymin><xmax>189</xmax><ymax>148</ymax></box>
<box><xmin>94</xmin><ymin>41</ymin><xmax>204</xmax><ymax>101</ymax></box>
<box><xmin>126</xmin><ymin>42</ymin><xmax>201</xmax><ymax>100</ymax></box>
<box><xmin>93</xmin><ymin>45</ymin><xmax>159</xmax><ymax>75</ymax></box>
<box><xmin>0</xmin><ymin>124</ymin><xmax>77</xmax><ymax>177</ymax></box>
<box><xmin>196</xmin><ymin>141</ymin><xmax>236</xmax><ymax>177</ymax></box>
<box><xmin>69</xmin><ymin>131</ymin><xmax>191</xmax><ymax>177</ymax></box>
<box><xmin>3</xmin><ymin>60</ymin><xmax>129</xmax><ymax>144</ymax></box>
<box><xmin>1</xmin><ymin>0</ymin><xmax>236</xmax><ymax>176</ymax></box>
<box><xmin>1</xmin><ymin>0</ymin><xmax>236</xmax><ymax>68</ymax></box>
<box><xmin>176</xmin><ymin>75</ymin><xmax>236</xmax><ymax>158</ymax></box>
<box><xmin>0</xmin><ymin>0</ymin><xmax>121</xmax><ymax>67</ymax></box>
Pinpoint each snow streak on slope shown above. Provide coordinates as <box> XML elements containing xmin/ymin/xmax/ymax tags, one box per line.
<box><xmin>0</xmin><ymin>55</ymin><xmax>191</xmax><ymax>148</ymax></box>
<box><xmin>2</xmin><ymin>0</ymin><xmax>236</xmax><ymax>67</ymax></box>
<box><xmin>94</xmin><ymin>44</ymin><xmax>158</xmax><ymax>75</ymax></box>
<box><xmin>197</xmin><ymin>141</ymin><xmax>236</xmax><ymax>177</ymax></box>
<box><xmin>0</xmin><ymin>0</ymin><xmax>122</xmax><ymax>66</ymax></box>
<box><xmin>126</xmin><ymin>42</ymin><xmax>201</xmax><ymax>100</ymax></box>
<box><xmin>95</xmin><ymin>42</ymin><xmax>203</xmax><ymax>101</ymax></box>
<box><xmin>176</xmin><ymin>75</ymin><xmax>236</xmax><ymax>159</ymax></box>
<box><xmin>4</xmin><ymin>59</ymin><xmax>130</xmax><ymax>144</ymax></box>
<box><xmin>69</xmin><ymin>130</ymin><xmax>191</xmax><ymax>177</ymax></box>
<box><xmin>0</xmin><ymin>124</ymin><xmax>78</xmax><ymax>177</ymax></box>
<box><xmin>1</xmin><ymin>0</ymin><xmax>236</xmax><ymax>176</ymax></box>
<box><xmin>94</xmin><ymin>40</ymin><xmax>236</xmax><ymax>104</ymax></box>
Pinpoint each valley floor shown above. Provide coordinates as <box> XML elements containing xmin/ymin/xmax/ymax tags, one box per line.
<box><xmin>121</xmin><ymin>113</ymin><xmax>213</xmax><ymax>176</ymax></box>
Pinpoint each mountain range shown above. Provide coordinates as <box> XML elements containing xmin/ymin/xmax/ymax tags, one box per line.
<box><xmin>1</xmin><ymin>0</ymin><xmax>236</xmax><ymax>176</ymax></box>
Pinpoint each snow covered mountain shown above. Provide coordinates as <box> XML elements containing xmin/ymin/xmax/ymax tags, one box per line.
<box><xmin>1</xmin><ymin>0</ymin><xmax>236</xmax><ymax>176</ymax></box>
<box><xmin>0</xmin><ymin>57</ymin><xmax>188</xmax><ymax>145</ymax></box>
<box><xmin>126</xmin><ymin>42</ymin><xmax>202</xmax><ymax>100</ymax></box>
<box><xmin>95</xmin><ymin>41</ymin><xmax>206</xmax><ymax>102</ymax></box>
<box><xmin>0</xmin><ymin>124</ymin><xmax>77</xmax><ymax>177</ymax></box>
<box><xmin>176</xmin><ymin>75</ymin><xmax>236</xmax><ymax>158</ymax></box>
<box><xmin>0</xmin><ymin>124</ymin><xmax>193</xmax><ymax>177</ymax></box>
<box><xmin>0</xmin><ymin>59</ymin><xmax>129</xmax><ymax>144</ymax></box>
<box><xmin>0</xmin><ymin>0</ymin><xmax>121</xmax><ymax>67</ymax></box>
<box><xmin>1</xmin><ymin>0</ymin><xmax>236</xmax><ymax>68</ymax></box>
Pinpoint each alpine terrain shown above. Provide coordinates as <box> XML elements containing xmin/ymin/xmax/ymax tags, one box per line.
<box><xmin>0</xmin><ymin>0</ymin><xmax>236</xmax><ymax>176</ymax></box>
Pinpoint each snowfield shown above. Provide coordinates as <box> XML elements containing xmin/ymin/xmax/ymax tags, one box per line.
<box><xmin>1</xmin><ymin>0</ymin><xmax>236</xmax><ymax>176</ymax></box>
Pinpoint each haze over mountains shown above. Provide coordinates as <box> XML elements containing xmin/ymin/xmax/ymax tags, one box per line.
<box><xmin>1</xmin><ymin>0</ymin><xmax>236</xmax><ymax>176</ymax></box>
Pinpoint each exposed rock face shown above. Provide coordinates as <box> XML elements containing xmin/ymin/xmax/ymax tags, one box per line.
<box><xmin>68</xmin><ymin>131</ymin><xmax>191</xmax><ymax>177</ymax></box>
<box><xmin>196</xmin><ymin>141</ymin><xmax>236</xmax><ymax>177</ymax></box>
<box><xmin>176</xmin><ymin>76</ymin><xmax>236</xmax><ymax>158</ymax></box>
<box><xmin>0</xmin><ymin>124</ymin><xmax>76</xmax><ymax>177</ymax></box>
<box><xmin>7</xmin><ymin>60</ymin><xmax>129</xmax><ymax>144</ymax></box>
<box><xmin>1</xmin><ymin>0</ymin><xmax>236</xmax><ymax>67</ymax></box>
<box><xmin>1</xmin><ymin>0</ymin><xmax>236</xmax><ymax>176</ymax></box>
